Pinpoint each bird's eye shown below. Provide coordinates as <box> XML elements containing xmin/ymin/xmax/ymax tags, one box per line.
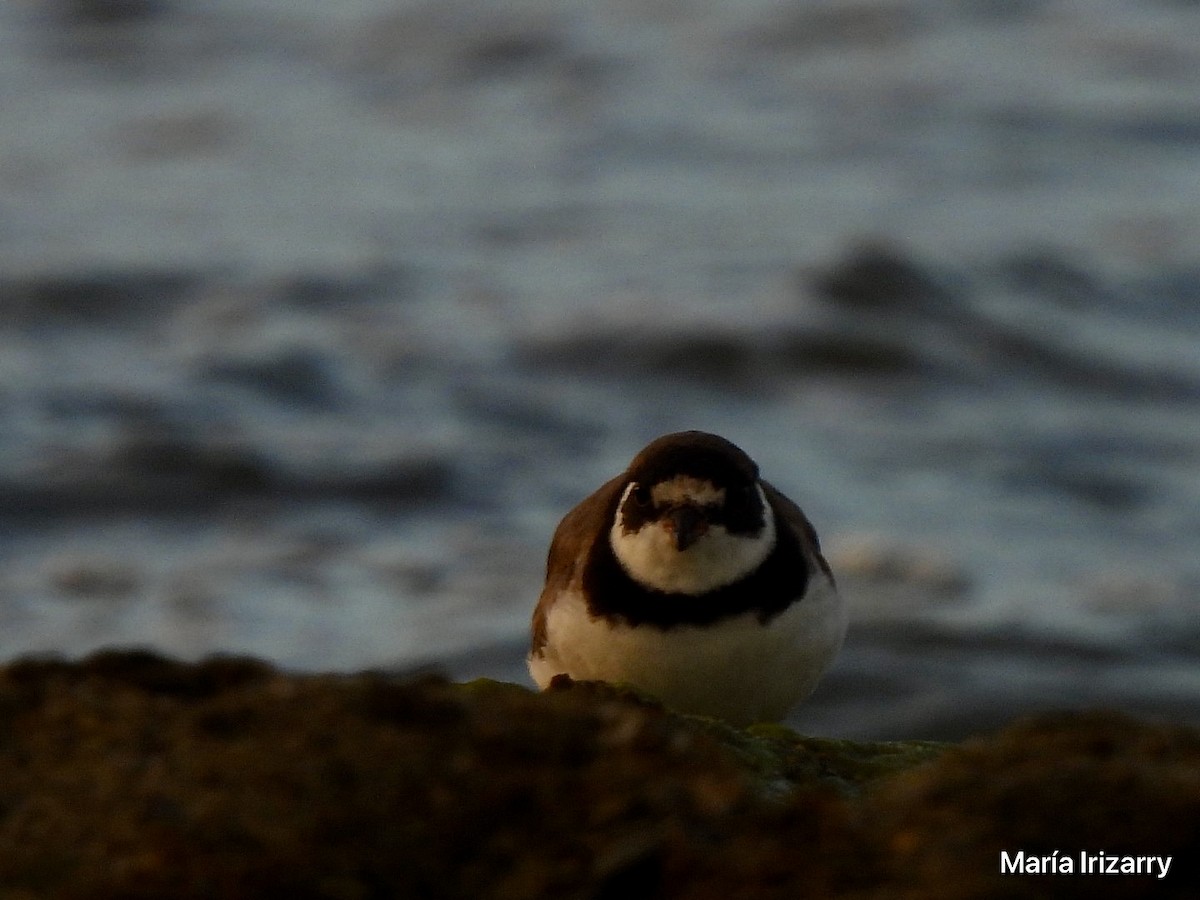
<box><xmin>725</xmin><ymin>485</ymin><xmax>757</xmax><ymax>517</ymax></box>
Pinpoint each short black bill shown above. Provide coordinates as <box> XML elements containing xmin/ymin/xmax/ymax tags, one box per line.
<box><xmin>668</xmin><ymin>505</ymin><xmax>707</xmax><ymax>551</ymax></box>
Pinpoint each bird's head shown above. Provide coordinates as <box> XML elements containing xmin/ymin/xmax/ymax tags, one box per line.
<box><xmin>609</xmin><ymin>432</ymin><xmax>776</xmax><ymax>595</ymax></box>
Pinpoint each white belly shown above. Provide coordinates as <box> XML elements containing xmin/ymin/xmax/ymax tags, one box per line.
<box><xmin>528</xmin><ymin>577</ymin><xmax>846</xmax><ymax>726</ymax></box>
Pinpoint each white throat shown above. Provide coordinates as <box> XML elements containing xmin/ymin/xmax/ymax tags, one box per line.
<box><xmin>609</xmin><ymin>483</ymin><xmax>776</xmax><ymax>595</ymax></box>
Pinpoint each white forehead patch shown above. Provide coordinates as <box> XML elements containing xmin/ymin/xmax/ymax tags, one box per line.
<box><xmin>650</xmin><ymin>476</ymin><xmax>726</xmax><ymax>507</ymax></box>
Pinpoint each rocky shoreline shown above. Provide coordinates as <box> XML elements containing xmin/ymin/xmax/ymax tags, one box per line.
<box><xmin>0</xmin><ymin>650</ymin><xmax>1195</xmax><ymax>898</ymax></box>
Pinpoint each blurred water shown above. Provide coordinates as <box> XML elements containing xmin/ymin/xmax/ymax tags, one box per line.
<box><xmin>1</xmin><ymin>0</ymin><xmax>1198</xmax><ymax>737</ymax></box>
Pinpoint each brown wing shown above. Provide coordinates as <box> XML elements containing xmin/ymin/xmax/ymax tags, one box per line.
<box><xmin>761</xmin><ymin>481</ymin><xmax>835</xmax><ymax>586</ymax></box>
<box><xmin>529</xmin><ymin>474</ymin><xmax>627</xmax><ymax>654</ymax></box>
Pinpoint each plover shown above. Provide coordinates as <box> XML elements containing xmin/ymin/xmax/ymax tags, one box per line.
<box><xmin>529</xmin><ymin>431</ymin><xmax>845</xmax><ymax>725</ymax></box>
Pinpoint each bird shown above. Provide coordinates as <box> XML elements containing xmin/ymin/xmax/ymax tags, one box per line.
<box><xmin>528</xmin><ymin>430</ymin><xmax>846</xmax><ymax>726</ymax></box>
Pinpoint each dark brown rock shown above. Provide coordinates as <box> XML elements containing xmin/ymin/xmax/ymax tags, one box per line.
<box><xmin>0</xmin><ymin>652</ymin><xmax>1194</xmax><ymax>898</ymax></box>
<box><xmin>860</xmin><ymin>711</ymin><xmax>1200</xmax><ymax>898</ymax></box>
